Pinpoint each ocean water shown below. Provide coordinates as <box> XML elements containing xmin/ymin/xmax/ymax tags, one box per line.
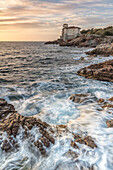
<box><xmin>0</xmin><ymin>42</ymin><xmax>113</xmax><ymax>169</ymax></box>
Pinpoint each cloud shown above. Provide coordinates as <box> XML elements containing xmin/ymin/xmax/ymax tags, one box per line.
<box><xmin>0</xmin><ymin>0</ymin><xmax>113</xmax><ymax>40</ymax></box>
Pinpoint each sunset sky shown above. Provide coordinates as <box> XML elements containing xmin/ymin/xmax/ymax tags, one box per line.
<box><xmin>0</xmin><ymin>0</ymin><xmax>113</xmax><ymax>41</ymax></box>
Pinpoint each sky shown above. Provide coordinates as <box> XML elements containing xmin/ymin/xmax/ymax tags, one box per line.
<box><xmin>0</xmin><ymin>0</ymin><xmax>113</xmax><ymax>41</ymax></box>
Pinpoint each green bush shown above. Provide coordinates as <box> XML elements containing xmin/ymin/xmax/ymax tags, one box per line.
<box><xmin>80</xmin><ymin>26</ymin><xmax>113</xmax><ymax>36</ymax></box>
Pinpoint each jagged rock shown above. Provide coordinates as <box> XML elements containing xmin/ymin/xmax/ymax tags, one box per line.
<box><xmin>77</xmin><ymin>60</ymin><xmax>113</xmax><ymax>82</ymax></box>
<box><xmin>59</xmin><ymin>35</ymin><xmax>113</xmax><ymax>48</ymax></box>
<box><xmin>86</xmin><ymin>43</ymin><xmax>113</xmax><ymax>56</ymax></box>
<box><xmin>1</xmin><ymin>139</ymin><xmax>13</xmax><ymax>152</ymax></box>
<box><xmin>40</xmin><ymin>137</ymin><xmax>50</xmax><ymax>148</ymax></box>
<box><xmin>71</xmin><ymin>141</ymin><xmax>79</xmax><ymax>149</ymax></box>
<box><xmin>0</xmin><ymin>98</ymin><xmax>97</xmax><ymax>156</ymax></box>
<box><xmin>75</xmin><ymin>136</ymin><xmax>97</xmax><ymax>149</ymax></box>
<box><xmin>0</xmin><ymin>98</ymin><xmax>55</xmax><ymax>153</ymax></box>
<box><xmin>68</xmin><ymin>93</ymin><xmax>97</xmax><ymax>104</ymax></box>
<box><xmin>34</xmin><ymin>140</ymin><xmax>46</xmax><ymax>155</ymax></box>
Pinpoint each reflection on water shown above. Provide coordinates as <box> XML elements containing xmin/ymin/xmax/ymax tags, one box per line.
<box><xmin>0</xmin><ymin>42</ymin><xmax>113</xmax><ymax>169</ymax></box>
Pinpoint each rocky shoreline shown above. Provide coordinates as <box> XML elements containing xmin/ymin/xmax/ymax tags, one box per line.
<box><xmin>45</xmin><ymin>35</ymin><xmax>113</xmax><ymax>48</ymax></box>
<box><xmin>77</xmin><ymin>59</ymin><xmax>113</xmax><ymax>82</ymax></box>
<box><xmin>0</xmin><ymin>98</ymin><xmax>98</xmax><ymax>155</ymax></box>
<box><xmin>1</xmin><ymin>92</ymin><xmax>113</xmax><ymax>153</ymax></box>
<box><xmin>45</xmin><ymin>35</ymin><xmax>113</xmax><ymax>83</ymax></box>
<box><xmin>1</xmin><ymin>92</ymin><xmax>113</xmax><ymax>169</ymax></box>
<box><xmin>86</xmin><ymin>43</ymin><xmax>113</xmax><ymax>57</ymax></box>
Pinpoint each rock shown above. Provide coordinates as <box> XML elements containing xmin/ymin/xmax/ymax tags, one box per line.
<box><xmin>45</xmin><ymin>39</ymin><xmax>61</xmax><ymax>45</ymax></box>
<box><xmin>86</xmin><ymin>43</ymin><xmax>113</xmax><ymax>57</ymax></box>
<box><xmin>97</xmin><ymin>98</ymin><xmax>105</xmax><ymax>103</ymax></box>
<box><xmin>77</xmin><ymin>60</ymin><xmax>113</xmax><ymax>82</ymax></box>
<box><xmin>1</xmin><ymin>139</ymin><xmax>12</xmax><ymax>152</ymax></box>
<box><xmin>40</xmin><ymin>137</ymin><xmax>50</xmax><ymax>148</ymax></box>
<box><xmin>102</xmin><ymin>104</ymin><xmax>113</xmax><ymax>108</ymax></box>
<box><xmin>0</xmin><ymin>98</ymin><xmax>55</xmax><ymax>155</ymax></box>
<box><xmin>0</xmin><ymin>98</ymin><xmax>97</xmax><ymax>157</ymax></box>
<box><xmin>76</xmin><ymin>136</ymin><xmax>97</xmax><ymax>149</ymax></box>
<box><xmin>68</xmin><ymin>93</ymin><xmax>97</xmax><ymax>104</ymax></box>
<box><xmin>71</xmin><ymin>141</ymin><xmax>79</xmax><ymax>149</ymax></box>
<box><xmin>106</xmin><ymin>120</ymin><xmax>113</xmax><ymax>128</ymax></box>
<box><xmin>34</xmin><ymin>140</ymin><xmax>46</xmax><ymax>155</ymax></box>
<box><xmin>59</xmin><ymin>35</ymin><xmax>113</xmax><ymax>48</ymax></box>
<box><xmin>65</xmin><ymin>149</ymin><xmax>78</xmax><ymax>159</ymax></box>
<box><xmin>80</xmin><ymin>57</ymin><xmax>85</xmax><ymax>61</ymax></box>
<box><xmin>109</xmin><ymin>97</ymin><xmax>113</xmax><ymax>101</ymax></box>
<box><xmin>0</xmin><ymin>98</ymin><xmax>7</xmax><ymax>106</ymax></box>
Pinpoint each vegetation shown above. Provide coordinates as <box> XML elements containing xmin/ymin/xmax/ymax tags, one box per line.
<box><xmin>81</xmin><ymin>26</ymin><xmax>113</xmax><ymax>36</ymax></box>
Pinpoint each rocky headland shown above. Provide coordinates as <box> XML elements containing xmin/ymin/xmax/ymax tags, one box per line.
<box><xmin>45</xmin><ymin>35</ymin><xmax>113</xmax><ymax>48</ymax></box>
<box><xmin>77</xmin><ymin>59</ymin><xmax>113</xmax><ymax>82</ymax></box>
<box><xmin>86</xmin><ymin>43</ymin><xmax>113</xmax><ymax>57</ymax></box>
<box><xmin>1</xmin><ymin>93</ymin><xmax>113</xmax><ymax>154</ymax></box>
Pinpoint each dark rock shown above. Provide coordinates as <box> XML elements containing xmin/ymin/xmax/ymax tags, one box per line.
<box><xmin>109</xmin><ymin>97</ymin><xmax>113</xmax><ymax>101</ymax></box>
<box><xmin>75</xmin><ymin>136</ymin><xmax>97</xmax><ymax>149</ymax></box>
<box><xmin>45</xmin><ymin>39</ymin><xmax>61</xmax><ymax>45</ymax></box>
<box><xmin>102</xmin><ymin>104</ymin><xmax>113</xmax><ymax>108</ymax></box>
<box><xmin>68</xmin><ymin>93</ymin><xmax>97</xmax><ymax>104</ymax></box>
<box><xmin>34</xmin><ymin>140</ymin><xmax>46</xmax><ymax>155</ymax></box>
<box><xmin>0</xmin><ymin>99</ymin><xmax>55</xmax><ymax>155</ymax></box>
<box><xmin>97</xmin><ymin>98</ymin><xmax>105</xmax><ymax>103</ymax></box>
<box><xmin>40</xmin><ymin>137</ymin><xmax>50</xmax><ymax>148</ymax></box>
<box><xmin>1</xmin><ymin>139</ymin><xmax>12</xmax><ymax>152</ymax></box>
<box><xmin>0</xmin><ymin>98</ymin><xmax>7</xmax><ymax>106</ymax></box>
<box><xmin>71</xmin><ymin>141</ymin><xmax>79</xmax><ymax>149</ymax></box>
<box><xmin>0</xmin><ymin>98</ymin><xmax>97</xmax><ymax>157</ymax></box>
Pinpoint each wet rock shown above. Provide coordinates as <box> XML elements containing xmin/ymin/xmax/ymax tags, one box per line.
<box><xmin>0</xmin><ymin>98</ymin><xmax>7</xmax><ymax>106</ymax></box>
<box><xmin>44</xmin><ymin>131</ymin><xmax>55</xmax><ymax>144</ymax></box>
<box><xmin>0</xmin><ymin>98</ymin><xmax>55</xmax><ymax>155</ymax></box>
<box><xmin>68</xmin><ymin>93</ymin><xmax>97</xmax><ymax>104</ymax></box>
<box><xmin>109</xmin><ymin>97</ymin><xmax>113</xmax><ymax>101</ymax></box>
<box><xmin>57</xmin><ymin>124</ymin><xmax>67</xmax><ymax>128</ymax></box>
<box><xmin>97</xmin><ymin>98</ymin><xmax>105</xmax><ymax>103</ymax></box>
<box><xmin>106</xmin><ymin>120</ymin><xmax>113</xmax><ymax>128</ymax></box>
<box><xmin>102</xmin><ymin>104</ymin><xmax>113</xmax><ymax>108</ymax></box>
<box><xmin>71</xmin><ymin>141</ymin><xmax>79</xmax><ymax>149</ymax></box>
<box><xmin>65</xmin><ymin>149</ymin><xmax>78</xmax><ymax>159</ymax></box>
<box><xmin>77</xmin><ymin>60</ymin><xmax>113</xmax><ymax>82</ymax></box>
<box><xmin>0</xmin><ymin>98</ymin><xmax>97</xmax><ymax>158</ymax></box>
<box><xmin>34</xmin><ymin>140</ymin><xmax>46</xmax><ymax>155</ymax></box>
<box><xmin>1</xmin><ymin>137</ymin><xmax>17</xmax><ymax>152</ymax></box>
<box><xmin>1</xmin><ymin>139</ymin><xmax>12</xmax><ymax>152</ymax></box>
<box><xmin>75</xmin><ymin>136</ymin><xmax>97</xmax><ymax>149</ymax></box>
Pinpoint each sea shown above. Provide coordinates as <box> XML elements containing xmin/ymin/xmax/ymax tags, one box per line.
<box><xmin>0</xmin><ymin>42</ymin><xmax>113</xmax><ymax>170</ymax></box>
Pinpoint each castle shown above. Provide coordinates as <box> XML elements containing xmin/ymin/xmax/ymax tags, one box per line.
<box><xmin>60</xmin><ymin>24</ymin><xmax>81</xmax><ymax>41</ymax></box>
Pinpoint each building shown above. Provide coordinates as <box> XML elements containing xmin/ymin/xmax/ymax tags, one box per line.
<box><xmin>60</xmin><ymin>24</ymin><xmax>81</xmax><ymax>41</ymax></box>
